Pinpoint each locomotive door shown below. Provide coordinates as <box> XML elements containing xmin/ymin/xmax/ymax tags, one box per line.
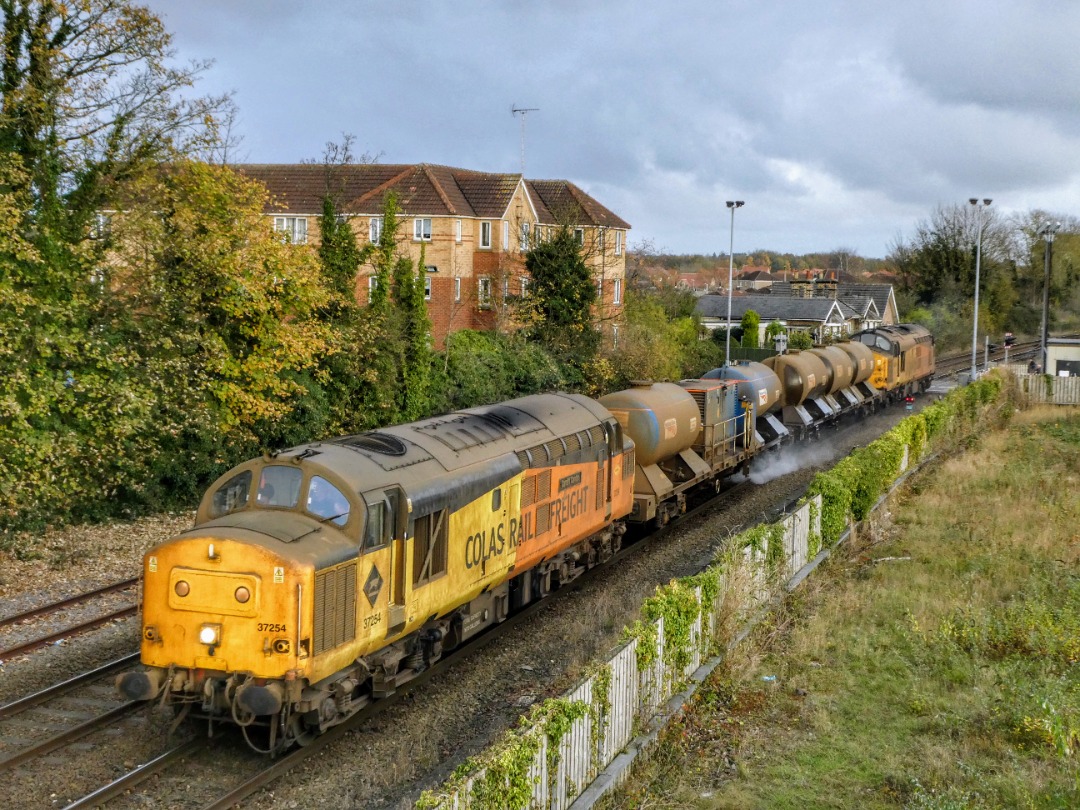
<box><xmin>386</xmin><ymin>488</ymin><xmax>407</xmax><ymax>635</ymax></box>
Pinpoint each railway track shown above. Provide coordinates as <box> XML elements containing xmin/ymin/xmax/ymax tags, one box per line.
<box><xmin>0</xmin><ymin>577</ymin><xmax>140</xmax><ymax>660</ymax></box>
<box><xmin>935</xmin><ymin>339</ymin><xmax>1040</xmax><ymax>377</ymax></box>
<box><xmin>5</xmin><ymin>394</ymin><xmax>938</xmax><ymax>807</ymax></box>
<box><xmin>0</xmin><ymin>655</ymin><xmax>141</xmax><ymax>771</ymax></box>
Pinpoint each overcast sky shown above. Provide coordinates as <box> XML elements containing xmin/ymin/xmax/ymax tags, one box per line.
<box><xmin>145</xmin><ymin>0</ymin><xmax>1080</xmax><ymax>258</ymax></box>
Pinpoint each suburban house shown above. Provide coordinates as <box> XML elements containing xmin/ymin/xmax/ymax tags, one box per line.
<box><xmin>694</xmin><ymin>294</ymin><xmax>867</xmax><ymax>345</ymax></box>
<box><xmin>234</xmin><ymin>164</ymin><xmax>630</xmax><ymax>349</ymax></box>
<box><xmin>734</xmin><ymin>268</ymin><xmax>775</xmax><ymax>291</ymax></box>
<box><xmin>767</xmin><ymin>279</ymin><xmax>899</xmax><ymax>326</ymax></box>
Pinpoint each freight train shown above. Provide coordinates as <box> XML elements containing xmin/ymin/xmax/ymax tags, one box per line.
<box><xmin>118</xmin><ymin>324</ymin><xmax>934</xmax><ymax>752</ymax></box>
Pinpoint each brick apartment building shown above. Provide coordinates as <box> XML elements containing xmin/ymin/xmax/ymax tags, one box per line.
<box><xmin>235</xmin><ymin>164</ymin><xmax>631</xmax><ymax>349</ymax></box>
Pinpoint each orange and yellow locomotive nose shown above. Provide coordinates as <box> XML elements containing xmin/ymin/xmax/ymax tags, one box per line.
<box><xmin>138</xmin><ymin>538</ymin><xmax>305</xmax><ymax>680</ymax></box>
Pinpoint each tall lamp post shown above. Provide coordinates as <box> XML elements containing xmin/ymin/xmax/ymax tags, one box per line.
<box><xmin>969</xmin><ymin>198</ymin><xmax>992</xmax><ymax>380</ymax></box>
<box><xmin>724</xmin><ymin>200</ymin><xmax>745</xmax><ymax>367</ymax></box>
<box><xmin>1038</xmin><ymin>221</ymin><xmax>1059</xmax><ymax>374</ymax></box>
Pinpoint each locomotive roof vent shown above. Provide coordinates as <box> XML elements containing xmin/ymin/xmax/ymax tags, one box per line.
<box><xmin>337</xmin><ymin>432</ymin><xmax>408</xmax><ymax>456</ymax></box>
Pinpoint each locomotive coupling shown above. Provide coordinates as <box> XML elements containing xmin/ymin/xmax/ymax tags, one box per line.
<box><xmin>116</xmin><ymin>668</ymin><xmax>167</xmax><ymax>702</ymax></box>
<box><xmin>236</xmin><ymin>681</ymin><xmax>285</xmax><ymax>716</ymax></box>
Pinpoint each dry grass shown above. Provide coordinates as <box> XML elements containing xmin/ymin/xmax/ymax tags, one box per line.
<box><xmin>602</xmin><ymin>406</ymin><xmax>1080</xmax><ymax>810</ymax></box>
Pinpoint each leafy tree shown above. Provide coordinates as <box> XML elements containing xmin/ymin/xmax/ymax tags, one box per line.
<box><xmin>0</xmin><ymin>1</ymin><xmax>230</xmax><ymax>528</ymax></box>
<box><xmin>110</xmin><ymin>162</ymin><xmax>333</xmax><ymax>499</ymax></box>
<box><xmin>740</xmin><ymin>309</ymin><xmax>761</xmax><ymax>348</ymax></box>
<box><xmin>524</xmin><ymin>225</ymin><xmax>598</xmax><ymax>381</ymax></box>
<box><xmin>789</xmin><ymin>331</ymin><xmax>814</xmax><ymax>350</ymax></box>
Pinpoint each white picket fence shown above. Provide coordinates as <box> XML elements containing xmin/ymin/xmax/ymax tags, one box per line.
<box><xmin>421</xmin><ymin>495</ymin><xmax>823</xmax><ymax>809</ymax></box>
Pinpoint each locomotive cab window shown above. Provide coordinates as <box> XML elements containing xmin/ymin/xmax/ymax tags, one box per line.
<box><xmin>256</xmin><ymin>465</ymin><xmax>302</xmax><ymax>508</ymax></box>
<box><xmin>306</xmin><ymin>476</ymin><xmax>350</xmax><ymax>526</ymax></box>
<box><xmin>210</xmin><ymin>470</ymin><xmax>252</xmax><ymax>517</ymax></box>
<box><xmin>491</xmin><ymin>488</ymin><xmax>502</xmax><ymax>511</ymax></box>
<box><xmin>363</xmin><ymin>498</ymin><xmax>387</xmax><ymax>550</ymax></box>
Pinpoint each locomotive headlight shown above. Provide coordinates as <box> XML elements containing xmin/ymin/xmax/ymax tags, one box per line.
<box><xmin>174</xmin><ymin>580</ymin><xmax>190</xmax><ymax>597</ymax></box>
<box><xmin>199</xmin><ymin>623</ymin><xmax>221</xmax><ymax>646</ymax></box>
<box><xmin>234</xmin><ymin>586</ymin><xmax>251</xmax><ymax>604</ymax></box>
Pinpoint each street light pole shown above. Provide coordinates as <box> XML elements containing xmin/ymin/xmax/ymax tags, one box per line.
<box><xmin>969</xmin><ymin>198</ymin><xmax>992</xmax><ymax>380</ymax></box>
<box><xmin>724</xmin><ymin>200</ymin><xmax>744</xmax><ymax>367</ymax></box>
<box><xmin>1038</xmin><ymin>221</ymin><xmax>1059</xmax><ymax>374</ymax></box>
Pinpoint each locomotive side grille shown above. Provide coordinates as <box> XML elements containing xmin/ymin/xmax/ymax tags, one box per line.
<box><xmin>689</xmin><ymin>390</ymin><xmax>707</xmax><ymax>418</ymax></box>
<box><xmin>564</xmin><ymin>432</ymin><xmax>582</xmax><ymax>453</ymax></box>
<box><xmin>623</xmin><ymin>449</ymin><xmax>635</xmax><ymax>478</ymax></box>
<box><xmin>516</xmin><ymin>450</ymin><xmax>531</xmax><ymax>469</ymax></box>
<box><xmin>313</xmin><ymin>562</ymin><xmax>357</xmax><ymax>656</ymax></box>
<box><xmin>543</xmin><ymin>438</ymin><xmax>565</xmax><ymax>461</ymax></box>
<box><xmin>596</xmin><ymin>468</ymin><xmax>605</xmax><ymax>509</ymax></box>
<box><xmin>521</xmin><ymin>475</ymin><xmax>536</xmax><ymax>508</ymax></box>
<box><xmin>536</xmin><ymin>469</ymin><xmax>552</xmax><ymax>500</ymax></box>
<box><xmin>589</xmin><ymin>425</ymin><xmax>605</xmax><ymax>446</ymax></box>
<box><xmin>535</xmin><ymin>503</ymin><xmax>550</xmax><ymax>535</ymax></box>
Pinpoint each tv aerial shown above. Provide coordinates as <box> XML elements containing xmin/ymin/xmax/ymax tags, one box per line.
<box><xmin>511</xmin><ymin>105</ymin><xmax>539</xmax><ymax>174</ymax></box>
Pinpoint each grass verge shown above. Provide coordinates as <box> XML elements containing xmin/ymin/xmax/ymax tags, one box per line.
<box><xmin>600</xmin><ymin>406</ymin><xmax>1080</xmax><ymax>809</ymax></box>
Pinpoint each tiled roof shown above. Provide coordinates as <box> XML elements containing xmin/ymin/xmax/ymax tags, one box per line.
<box><xmin>232</xmin><ymin>163</ymin><xmax>630</xmax><ymax>228</ymax></box>
<box><xmin>695</xmin><ymin>295</ymin><xmax>860</xmax><ymax>323</ymax></box>
<box><xmin>526</xmin><ymin>180</ymin><xmax>631</xmax><ymax>229</ymax></box>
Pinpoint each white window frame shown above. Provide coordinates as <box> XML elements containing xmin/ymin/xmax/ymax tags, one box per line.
<box><xmin>574</xmin><ymin>227</ymin><xmax>584</xmax><ymax>246</ymax></box>
<box><xmin>424</xmin><ymin>276</ymin><xmax>432</xmax><ymax>300</ymax></box>
<box><xmin>612</xmin><ymin>324</ymin><xmax>620</xmax><ymax>348</ymax></box>
<box><xmin>615</xmin><ymin>231</ymin><xmax>622</xmax><ymax>255</ymax></box>
<box><xmin>454</xmin><ymin>277</ymin><xmax>461</xmax><ymax>302</ymax></box>
<box><xmin>413</xmin><ymin>218</ymin><xmax>432</xmax><ymax>241</ymax></box>
<box><xmin>520</xmin><ymin>222</ymin><xmax>530</xmax><ymax>252</ymax></box>
<box><xmin>502</xmin><ymin>221</ymin><xmax>510</xmax><ymax>251</ymax></box>
<box><xmin>502</xmin><ymin>277</ymin><xmax>510</xmax><ymax>300</ymax></box>
<box><xmin>369</xmin><ymin>217</ymin><xmax>383</xmax><ymax>243</ymax></box>
<box><xmin>368</xmin><ymin>276</ymin><xmax>378</xmax><ymax>293</ymax></box>
<box><xmin>478</xmin><ymin>277</ymin><xmax>492</xmax><ymax>310</ymax></box>
<box><xmin>455</xmin><ymin>219</ymin><xmax>462</xmax><ymax>243</ymax></box>
<box><xmin>480</xmin><ymin>221</ymin><xmax>492</xmax><ymax>249</ymax></box>
<box><xmin>613</xmin><ymin>277</ymin><xmax>623</xmax><ymax>305</ymax></box>
<box><xmin>274</xmin><ymin>216</ymin><xmax>308</xmax><ymax>244</ymax></box>
<box><xmin>520</xmin><ymin>277</ymin><xmax>529</xmax><ymax>297</ymax></box>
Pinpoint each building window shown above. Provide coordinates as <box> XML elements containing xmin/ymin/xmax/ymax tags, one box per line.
<box><xmin>368</xmin><ymin>276</ymin><xmax>378</xmax><ymax>294</ymax></box>
<box><xmin>574</xmin><ymin>227</ymin><xmax>584</xmax><ymax>246</ymax></box>
<box><xmin>520</xmin><ymin>277</ymin><xmax>529</xmax><ymax>297</ymax></box>
<box><xmin>596</xmin><ymin>280</ymin><xmax>603</xmax><ymax>299</ymax></box>
<box><xmin>615</xmin><ymin>231</ymin><xmax>622</xmax><ymax>255</ymax></box>
<box><xmin>274</xmin><ymin>216</ymin><xmax>307</xmax><ymax>244</ymax></box>
<box><xmin>502</xmin><ymin>221</ymin><xmax>509</xmax><ymax>250</ymax></box>
<box><xmin>424</xmin><ymin>276</ymin><xmax>432</xmax><ymax>300</ymax></box>
<box><xmin>613</xmin><ymin>278</ymin><xmax>622</xmax><ymax>305</ymax></box>
<box><xmin>454</xmin><ymin>277</ymin><xmax>461</xmax><ymax>302</ymax></box>
<box><xmin>612</xmin><ymin>324</ymin><xmax>620</xmax><ymax>348</ymax></box>
<box><xmin>480</xmin><ymin>221</ymin><xmax>492</xmax><ymax>248</ymax></box>
<box><xmin>598</xmin><ymin>229</ymin><xmax>605</xmax><ymax>251</ymax></box>
<box><xmin>478</xmin><ymin>277</ymin><xmax>492</xmax><ymax>309</ymax></box>
<box><xmin>369</xmin><ymin>217</ymin><xmax>383</xmax><ymax>243</ymax></box>
<box><xmin>413</xmin><ymin>218</ymin><xmax>432</xmax><ymax>241</ymax></box>
<box><xmin>520</xmin><ymin>222</ymin><xmax>530</xmax><ymax>252</ymax></box>
<box><xmin>502</xmin><ymin>277</ymin><xmax>510</xmax><ymax>300</ymax></box>
<box><xmin>455</xmin><ymin>219</ymin><xmax>462</xmax><ymax>243</ymax></box>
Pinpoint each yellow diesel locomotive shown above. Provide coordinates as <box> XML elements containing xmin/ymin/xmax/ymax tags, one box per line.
<box><xmin>119</xmin><ymin>393</ymin><xmax>634</xmax><ymax>750</ymax></box>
